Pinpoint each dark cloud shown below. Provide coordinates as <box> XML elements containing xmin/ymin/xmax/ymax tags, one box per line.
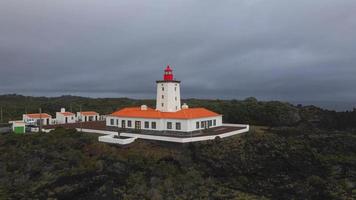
<box><xmin>0</xmin><ymin>0</ymin><xmax>355</xmax><ymax>108</ymax></box>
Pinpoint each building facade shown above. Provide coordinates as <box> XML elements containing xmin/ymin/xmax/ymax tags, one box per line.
<box><xmin>106</xmin><ymin>107</ymin><xmax>222</xmax><ymax>132</ymax></box>
<box><xmin>77</xmin><ymin>111</ymin><xmax>100</xmax><ymax>122</ymax></box>
<box><xmin>23</xmin><ymin>113</ymin><xmax>52</xmax><ymax>126</ymax></box>
<box><xmin>106</xmin><ymin>66</ymin><xmax>223</xmax><ymax>133</ymax></box>
<box><xmin>56</xmin><ymin>108</ymin><xmax>76</xmax><ymax>124</ymax></box>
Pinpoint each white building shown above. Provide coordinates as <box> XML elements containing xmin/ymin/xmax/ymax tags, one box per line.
<box><xmin>106</xmin><ymin>66</ymin><xmax>223</xmax><ymax>133</ymax></box>
<box><xmin>56</xmin><ymin>108</ymin><xmax>76</xmax><ymax>124</ymax></box>
<box><xmin>77</xmin><ymin>111</ymin><xmax>100</xmax><ymax>122</ymax></box>
<box><xmin>23</xmin><ymin>113</ymin><xmax>52</xmax><ymax>126</ymax></box>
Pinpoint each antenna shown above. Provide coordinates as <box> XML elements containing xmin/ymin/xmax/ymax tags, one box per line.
<box><xmin>80</xmin><ymin>104</ymin><xmax>83</xmax><ymax>133</ymax></box>
<box><xmin>39</xmin><ymin>108</ymin><xmax>42</xmax><ymax>133</ymax></box>
<box><xmin>0</xmin><ymin>107</ymin><xmax>3</xmax><ymax>123</ymax></box>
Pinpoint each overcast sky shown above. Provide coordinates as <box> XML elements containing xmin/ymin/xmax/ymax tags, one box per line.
<box><xmin>0</xmin><ymin>0</ymin><xmax>356</xmax><ymax>106</ymax></box>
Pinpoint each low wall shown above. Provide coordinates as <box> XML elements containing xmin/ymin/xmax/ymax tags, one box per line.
<box><xmin>0</xmin><ymin>127</ymin><xmax>11</xmax><ymax>133</ymax></box>
<box><xmin>75</xmin><ymin>128</ymin><xmax>116</xmax><ymax>135</ymax></box>
<box><xmin>40</xmin><ymin>128</ymin><xmax>116</xmax><ymax>135</ymax></box>
<box><xmin>120</xmin><ymin>124</ymin><xmax>249</xmax><ymax>143</ymax></box>
<box><xmin>98</xmin><ymin>134</ymin><xmax>137</xmax><ymax>145</ymax></box>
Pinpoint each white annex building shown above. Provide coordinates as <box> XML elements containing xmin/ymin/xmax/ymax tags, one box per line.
<box><xmin>56</xmin><ymin>108</ymin><xmax>76</xmax><ymax>124</ymax></box>
<box><xmin>23</xmin><ymin>113</ymin><xmax>52</xmax><ymax>126</ymax></box>
<box><xmin>77</xmin><ymin>111</ymin><xmax>100</xmax><ymax>122</ymax></box>
<box><xmin>106</xmin><ymin>66</ymin><xmax>223</xmax><ymax>132</ymax></box>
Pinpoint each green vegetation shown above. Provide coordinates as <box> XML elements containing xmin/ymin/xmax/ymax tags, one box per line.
<box><xmin>0</xmin><ymin>127</ymin><xmax>355</xmax><ymax>199</ymax></box>
<box><xmin>0</xmin><ymin>94</ymin><xmax>356</xmax><ymax>199</ymax></box>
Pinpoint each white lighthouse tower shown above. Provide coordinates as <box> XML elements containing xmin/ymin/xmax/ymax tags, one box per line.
<box><xmin>156</xmin><ymin>65</ymin><xmax>181</xmax><ymax>112</ymax></box>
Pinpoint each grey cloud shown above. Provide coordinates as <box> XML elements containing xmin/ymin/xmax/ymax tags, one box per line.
<box><xmin>0</xmin><ymin>0</ymin><xmax>356</xmax><ymax>108</ymax></box>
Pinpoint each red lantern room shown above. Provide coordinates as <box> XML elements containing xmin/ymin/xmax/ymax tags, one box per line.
<box><xmin>164</xmin><ymin>65</ymin><xmax>174</xmax><ymax>81</ymax></box>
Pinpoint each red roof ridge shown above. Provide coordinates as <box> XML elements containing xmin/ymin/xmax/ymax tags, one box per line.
<box><xmin>58</xmin><ymin>111</ymin><xmax>75</xmax><ymax>116</ymax></box>
<box><xmin>110</xmin><ymin>106</ymin><xmax>220</xmax><ymax>119</ymax></box>
<box><xmin>25</xmin><ymin>113</ymin><xmax>52</xmax><ymax>118</ymax></box>
<box><xmin>79</xmin><ymin>111</ymin><xmax>99</xmax><ymax>116</ymax></box>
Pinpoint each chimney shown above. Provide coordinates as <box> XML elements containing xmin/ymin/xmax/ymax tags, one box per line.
<box><xmin>141</xmin><ymin>105</ymin><xmax>148</xmax><ymax>111</ymax></box>
<box><xmin>182</xmin><ymin>103</ymin><xmax>189</xmax><ymax>109</ymax></box>
<box><xmin>60</xmin><ymin>108</ymin><xmax>66</xmax><ymax>113</ymax></box>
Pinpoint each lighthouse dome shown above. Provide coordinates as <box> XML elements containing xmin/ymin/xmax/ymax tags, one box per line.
<box><xmin>164</xmin><ymin>65</ymin><xmax>174</xmax><ymax>81</ymax></box>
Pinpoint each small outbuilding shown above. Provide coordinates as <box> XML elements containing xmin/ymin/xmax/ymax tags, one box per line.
<box><xmin>23</xmin><ymin>113</ymin><xmax>52</xmax><ymax>126</ymax></box>
<box><xmin>56</xmin><ymin>108</ymin><xmax>76</xmax><ymax>124</ymax></box>
<box><xmin>77</xmin><ymin>111</ymin><xmax>100</xmax><ymax>122</ymax></box>
<box><xmin>10</xmin><ymin>121</ymin><xmax>26</xmax><ymax>134</ymax></box>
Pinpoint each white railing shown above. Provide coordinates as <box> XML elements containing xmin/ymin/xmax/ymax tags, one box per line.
<box><xmin>120</xmin><ymin>124</ymin><xmax>249</xmax><ymax>143</ymax></box>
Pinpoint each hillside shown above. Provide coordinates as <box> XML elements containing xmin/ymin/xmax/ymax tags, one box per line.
<box><xmin>0</xmin><ymin>95</ymin><xmax>356</xmax><ymax>199</ymax></box>
<box><xmin>0</xmin><ymin>127</ymin><xmax>355</xmax><ymax>199</ymax></box>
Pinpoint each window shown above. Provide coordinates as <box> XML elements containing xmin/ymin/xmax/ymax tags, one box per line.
<box><xmin>161</xmin><ymin>103</ymin><xmax>164</xmax><ymax>107</ymax></box>
<box><xmin>162</xmin><ymin>95</ymin><xmax>164</xmax><ymax>99</ymax></box>
<box><xmin>175</xmin><ymin>97</ymin><xmax>177</xmax><ymax>101</ymax></box>
<box><xmin>208</xmin><ymin>120</ymin><xmax>212</xmax><ymax>127</ymax></box>
<box><xmin>110</xmin><ymin>119</ymin><xmax>114</xmax><ymax>126</ymax></box>
<box><xmin>128</xmin><ymin>120</ymin><xmax>132</xmax><ymax>127</ymax></box>
<box><xmin>167</xmin><ymin>122</ymin><xmax>172</xmax><ymax>129</ymax></box>
<box><xmin>196</xmin><ymin>122</ymin><xmax>200</xmax><ymax>129</ymax></box>
<box><xmin>174</xmin><ymin>87</ymin><xmax>177</xmax><ymax>91</ymax></box>
<box><xmin>213</xmin><ymin>120</ymin><xmax>216</xmax><ymax>126</ymax></box>
<box><xmin>201</xmin><ymin>121</ymin><xmax>205</xmax><ymax>128</ymax></box>
<box><xmin>117</xmin><ymin>119</ymin><xmax>119</xmax><ymax>126</ymax></box>
<box><xmin>144</xmin><ymin>121</ymin><xmax>149</xmax><ymax>129</ymax></box>
<box><xmin>151</xmin><ymin>122</ymin><xmax>156</xmax><ymax>129</ymax></box>
<box><xmin>176</xmin><ymin>122</ymin><xmax>181</xmax><ymax>130</ymax></box>
<box><xmin>122</xmin><ymin>120</ymin><xmax>126</xmax><ymax>128</ymax></box>
<box><xmin>162</xmin><ymin>87</ymin><xmax>164</xmax><ymax>91</ymax></box>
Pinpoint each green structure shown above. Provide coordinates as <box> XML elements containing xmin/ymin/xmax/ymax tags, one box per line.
<box><xmin>14</xmin><ymin>126</ymin><xmax>25</xmax><ymax>134</ymax></box>
<box><xmin>10</xmin><ymin>121</ymin><xmax>26</xmax><ymax>134</ymax></box>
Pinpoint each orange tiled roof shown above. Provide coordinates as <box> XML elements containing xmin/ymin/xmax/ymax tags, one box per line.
<box><xmin>58</xmin><ymin>112</ymin><xmax>75</xmax><ymax>116</ymax></box>
<box><xmin>80</xmin><ymin>111</ymin><xmax>99</xmax><ymax>116</ymax></box>
<box><xmin>110</xmin><ymin>107</ymin><xmax>220</xmax><ymax>119</ymax></box>
<box><xmin>25</xmin><ymin>113</ymin><xmax>52</xmax><ymax>118</ymax></box>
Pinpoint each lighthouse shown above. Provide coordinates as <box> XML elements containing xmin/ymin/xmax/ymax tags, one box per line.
<box><xmin>107</xmin><ymin>66</ymin><xmax>223</xmax><ymax>133</ymax></box>
<box><xmin>156</xmin><ymin>65</ymin><xmax>181</xmax><ymax>112</ymax></box>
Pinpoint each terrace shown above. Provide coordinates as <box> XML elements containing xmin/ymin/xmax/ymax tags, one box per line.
<box><xmin>43</xmin><ymin>121</ymin><xmax>245</xmax><ymax>138</ymax></box>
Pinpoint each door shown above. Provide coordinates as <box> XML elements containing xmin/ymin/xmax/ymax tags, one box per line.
<box><xmin>135</xmin><ymin>121</ymin><xmax>141</xmax><ymax>129</ymax></box>
<box><xmin>122</xmin><ymin>120</ymin><xmax>126</xmax><ymax>128</ymax></box>
<box><xmin>65</xmin><ymin>117</ymin><xmax>68</xmax><ymax>124</ymax></box>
